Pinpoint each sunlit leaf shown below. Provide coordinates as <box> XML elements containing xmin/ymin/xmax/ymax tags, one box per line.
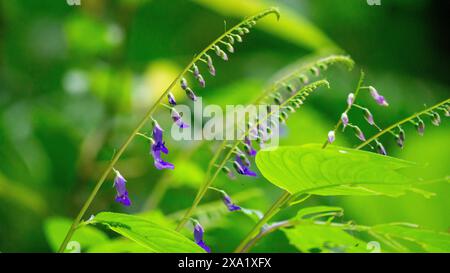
<box><xmin>90</xmin><ymin>212</ymin><xmax>205</xmax><ymax>253</ymax></box>
<box><xmin>283</xmin><ymin>222</ymin><xmax>368</xmax><ymax>253</ymax></box>
<box><xmin>370</xmin><ymin>223</ymin><xmax>450</xmax><ymax>253</ymax></box>
<box><xmin>256</xmin><ymin>144</ymin><xmax>421</xmax><ymax>196</ymax></box>
<box><xmin>88</xmin><ymin>239</ymin><xmax>150</xmax><ymax>253</ymax></box>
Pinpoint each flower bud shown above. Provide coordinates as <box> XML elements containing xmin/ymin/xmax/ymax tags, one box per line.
<box><xmin>185</xmin><ymin>87</ymin><xmax>198</xmax><ymax>101</ymax></box>
<box><xmin>363</xmin><ymin>108</ymin><xmax>375</xmax><ymax>125</ymax></box>
<box><xmin>225</xmin><ymin>43</ymin><xmax>234</xmax><ymax>53</ymax></box>
<box><xmin>396</xmin><ymin>128</ymin><xmax>405</xmax><ymax>148</ymax></box>
<box><xmin>416</xmin><ymin>119</ymin><xmax>425</xmax><ymax>136</ymax></box>
<box><xmin>235</xmin><ymin>34</ymin><xmax>242</xmax><ymax>43</ymax></box>
<box><xmin>192</xmin><ymin>63</ymin><xmax>199</xmax><ymax>77</ymax></box>
<box><xmin>219</xmin><ymin>50</ymin><xmax>228</xmax><ymax>61</ymax></box>
<box><xmin>352</xmin><ymin>126</ymin><xmax>366</xmax><ymax>141</ymax></box>
<box><xmin>228</xmin><ymin>35</ymin><xmax>235</xmax><ymax>44</ymax></box>
<box><xmin>369</xmin><ymin>86</ymin><xmax>389</xmax><ymax>106</ymax></box>
<box><xmin>298</xmin><ymin>74</ymin><xmax>309</xmax><ymax>84</ymax></box>
<box><xmin>180</xmin><ymin>77</ymin><xmax>188</xmax><ymax>90</ymax></box>
<box><xmin>431</xmin><ymin>112</ymin><xmax>441</xmax><ymax>126</ymax></box>
<box><xmin>376</xmin><ymin>140</ymin><xmax>387</xmax><ymax>156</ymax></box>
<box><xmin>327</xmin><ymin>130</ymin><xmax>335</xmax><ymax>143</ymax></box>
<box><xmin>347</xmin><ymin>93</ymin><xmax>355</xmax><ymax>107</ymax></box>
<box><xmin>196</xmin><ymin>74</ymin><xmax>205</xmax><ymax>88</ymax></box>
<box><xmin>205</xmin><ymin>54</ymin><xmax>216</xmax><ymax>76</ymax></box>
<box><xmin>341</xmin><ymin>112</ymin><xmax>349</xmax><ymax>128</ymax></box>
<box><xmin>167</xmin><ymin>92</ymin><xmax>176</xmax><ymax>106</ymax></box>
<box><xmin>309</xmin><ymin>66</ymin><xmax>320</xmax><ymax>76</ymax></box>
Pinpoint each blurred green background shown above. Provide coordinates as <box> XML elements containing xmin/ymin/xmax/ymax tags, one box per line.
<box><xmin>0</xmin><ymin>0</ymin><xmax>448</xmax><ymax>252</ymax></box>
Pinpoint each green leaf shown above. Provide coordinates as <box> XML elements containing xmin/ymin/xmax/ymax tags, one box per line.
<box><xmin>256</xmin><ymin>144</ymin><xmax>420</xmax><ymax>197</ymax></box>
<box><xmin>88</xmin><ymin>239</ymin><xmax>150</xmax><ymax>253</ymax></box>
<box><xmin>90</xmin><ymin>212</ymin><xmax>205</xmax><ymax>253</ymax></box>
<box><xmin>44</xmin><ymin>217</ymin><xmax>109</xmax><ymax>253</ymax></box>
<box><xmin>283</xmin><ymin>223</ymin><xmax>368</xmax><ymax>253</ymax></box>
<box><xmin>370</xmin><ymin>224</ymin><xmax>450</xmax><ymax>253</ymax></box>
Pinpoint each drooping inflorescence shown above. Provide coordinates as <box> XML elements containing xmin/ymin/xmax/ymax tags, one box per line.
<box><xmin>325</xmin><ymin>71</ymin><xmax>391</xmax><ymax>155</ymax></box>
<box><xmin>356</xmin><ymin>98</ymin><xmax>449</xmax><ymax>152</ymax></box>
<box><xmin>325</xmin><ymin>71</ymin><xmax>449</xmax><ymax>156</ymax></box>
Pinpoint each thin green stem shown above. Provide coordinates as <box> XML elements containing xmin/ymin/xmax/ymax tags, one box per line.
<box><xmin>234</xmin><ymin>191</ymin><xmax>291</xmax><ymax>253</ymax></box>
<box><xmin>58</xmin><ymin>8</ymin><xmax>279</xmax><ymax>253</ymax></box>
<box><xmin>356</xmin><ymin>98</ymin><xmax>450</xmax><ymax>149</ymax></box>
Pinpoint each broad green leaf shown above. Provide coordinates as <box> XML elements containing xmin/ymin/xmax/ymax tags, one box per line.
<box><xmin>88</xmin><ymin>239</ymin><xmax>150</xmax><ymax>253</ymax></box>
<box><xmin>192</xmin><ymin>0</ymin><xmax>338</xmax><ymax>51</ymax></box>
<box><xmin>44</xmin><ymin>217</ymin><xmax>109</xmax><ymax>253</ymax></box>
<box><xmin>370</xmin><ymin>224</ymin><xmax>450</xmax><ymax>253</ymax></box>
<box><xmin>90</xmin><ymin>212</ymin><xmax>204</xmax><ymax>253</ymax></box>
<box><xmin>283</xmin><ymin>223</ymin><xmax>368</xmax><ymax>253</ymax></box>
<box><xmin>256</xmin><ymin>144</ymin><xmax>420</xmax><ymax>196</ymax></box>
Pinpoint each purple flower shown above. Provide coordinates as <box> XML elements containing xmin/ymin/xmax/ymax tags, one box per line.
<box><xmin>327</xmin><ymin>130</ymin><xmax>335</xmax><ymax>143</ymax></box>
<box><xmin>171</xmin><ymin>109</ymin><xmax>189</xmax><ymax>128</ymax></box>
<box><xmin>369</xmin><ymin>86</ymin><xmax>389</xmax><ymax>106</ymax></box>
<box><xmin>233</xmin><ymin>156</ymin><xmax>257</xmax><ymax>177</ymax></box>
<box><xmin>194</xmin><ymin>223</ymin><xmax>211</xmax><ymax>253</ymax></box>
<box><xmin>150</xmin><ymin>120</ymin><xmax>174</xmax><ymax>170</ymax></box>
<box><xmin>150</xmin><ymin>145</ymin><xmax>174</xmax><ymax>170</ymax></box>
<box><xmin>185</xmin><ymin>87</ymin><xmax>198</xmax><ymax>102</ymax></box>
<box><xmin>223</xmin><ymin>194</ymin><xmax>241</xmax><ymax>211</ymax></box>
<box><xmin>152</xmin><ymin>120</ymin><xmax>169</xmax><ymax>154</ymax></box>
<box><xmin>364</xmin><ymin>109</ymin><xmax>375</xmax><ymax>125</ymax></box>
<box><xmin>341</xmin><ymin>112</ymin><xmax>349</xmax><ymax>128</ymax></box>
<box><xmin>113</xmin><ymin>169</ymin><xmax>131</xmax><ymax>206</ymax></box>
<box><xmin>376</xmin><ymin>141</ymin><xmax>387</xmax><ymax>156</ymax></box>
<box><xmin>416</xmin><ymin>119</ymin><xmax>425</xmax><ymax>136</ymax></box>
<box><xmin>347</xmin><ymin>93</ymin><xmax>354</xmax><ymax>107</ymax></box>
<box><xmin>244</xmin><ymin>137</ymin><xmax>257</xmax><ymax>156</ymax></box>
